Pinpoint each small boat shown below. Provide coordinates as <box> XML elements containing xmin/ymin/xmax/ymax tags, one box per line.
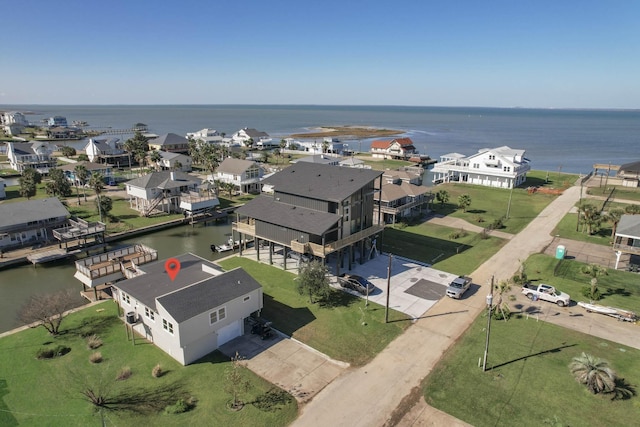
<box><xmin>211</xmin><ymin>237</ymin><xmax>254</xmax><ymax>253</ymax></box>
<box><xmin>577</xmin><ymin>301</ymin><xmax>637</xmax><ymax>322</ymax></box>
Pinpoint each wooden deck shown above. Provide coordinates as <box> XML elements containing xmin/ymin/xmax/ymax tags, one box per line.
<box><xmin>81</xmin><ymin>284</ymin><xmax>113</xmax><ymax>302</ymax></box>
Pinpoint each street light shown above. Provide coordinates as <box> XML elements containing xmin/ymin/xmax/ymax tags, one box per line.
<box><xmin>482</xmin><ymin>276</ymin><xmax>494</xmax><ymax>372</ymax></box>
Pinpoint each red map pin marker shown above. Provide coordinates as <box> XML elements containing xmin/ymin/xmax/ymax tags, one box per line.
<box><xmin>165</xmin><ymin>258</ymin><xmax>181</xmax><ymax>281</ymax></box>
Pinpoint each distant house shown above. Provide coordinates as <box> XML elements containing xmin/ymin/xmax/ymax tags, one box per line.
<box><xmin>233</xmin><ymin>163</ymin><xmax>384</xmax><ymax>274</ymax></box>
<box><xmin>112</xmin><ymin>253</ymin><xmax>263</xmax><ymax>365</ymax></box>
<box><xmin>6</xmin><ymin>141</ymin><xmax>57</xmax><ymax>173</ymax></box>
<box><xmin>613</xmin><ymin>214</ymin><xmax>640</xmax><ymax>269</ymax></box>
<box><xmin>370</xmin><ymin>137</ymin><xmax>417</xmax><ymax>159</ymax></box>
<box><xmin>148</xmin><ymin>133</ymin><xmax>190</xmax><ymax>154</ymax></box>
<box><xmin>186</xmin><ymin>128</ymin><xmax>223</xmax><ymax>144</ymax></box>
<box><xmin>1</xmin><ymin>111</ymin><xmax>29</xmax><ymax>126</ymax></box>
<box><xmin>231</xmin><ymin>128</ymin><xmax>272</xmax><ymax>148</ymax></box>
<box><xmin>57</xmin><ymin>161</ymin><xmax>114</xmax><ymax>184</ymax></box>
<box><xmin>47</xmin><ymin>116</ymin><xmax>68</xmax><ymax>127</ymax></box>
<box><xmin>431</xmin><ymin>146</ymin><xmax>530</xmax><ymax>189</ymax></box>
<box><xmin>375</xmin><ymin>171</ymin><xmax>432</xmax><ymax>225</ymax></box>
<box><xmin>339</xmin><ymin>157</ymin><xmax>368</xmax><ymax>169</ymax></box>
<box><xmin>84</xmin><ymin>137</ymin><xmax>130</xmax><ymax>166</ymax></box>
<box><xmin>0</xmin><ymin>198</ymin><xmax>70</xmax><ymax>250</ymax></box>
<box><xmin>125</xmin><ymin>171</ymin><xmax>218</xmax><ymax>216</ymax></box>
<box><xmin>47</xmin><ymin>126</ymin><xmax>78</xmax><ymax>139</ymax></box>
<box><xmin>617</xmin><ymin>160</ymin><xmax>640</xmax><ymax>188</ymax></box>
<box><xmin>212</xmin><ymin>158</ymin><xmax>263</xmax><ymax>194</ymax></box>
<box><xmin>3</xmin><ymin>123</ymin><xmax>24</xmax><ymax>136</ymax></box>
<box><xmin>0</xmin><ymin>177</ymin><xmax>6</xmax><ymax>200</ymax></box>
<box><xmin>293</xmin><ymin>154</ymin><xmax>342</xmax><ymax>166</ymax></box>
<box><xmin>150</xmin><ymin>151</ymin><xmax>192</xmax><ymax>172</ymax></box>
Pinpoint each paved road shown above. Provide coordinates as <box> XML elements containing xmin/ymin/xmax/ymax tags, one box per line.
<box><xmin>293</xmin><ymin>185</ymin><xmax>584</xmax><ymax>427</ymax></box>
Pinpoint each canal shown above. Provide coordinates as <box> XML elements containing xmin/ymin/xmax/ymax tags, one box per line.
<box><xmin>0</xmin><ymin>221</ymin><xmax>234</xmax><ymax>333</ymax></box>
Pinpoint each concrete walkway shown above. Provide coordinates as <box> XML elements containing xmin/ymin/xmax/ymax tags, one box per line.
<box><xmin>426</xmin><ymin>214</ymin><xmax>514</xmax><ymax>240</ymax></box>
<box><xmin>292</xmin><ymin>185</ymin><xmax>583</xmax><ymax>427</ymax></box>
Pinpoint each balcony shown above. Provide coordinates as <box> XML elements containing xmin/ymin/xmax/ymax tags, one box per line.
<box><xmin>613</xmin><ymin>243</ymin><xmax>640</xmax><ymax>256</ymax></box>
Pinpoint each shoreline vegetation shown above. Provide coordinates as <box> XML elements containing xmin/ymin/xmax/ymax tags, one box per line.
<box><xmin>288</xmin><ymin>126</ymin><xmax>402</xmax><ymax>139</ymax></box>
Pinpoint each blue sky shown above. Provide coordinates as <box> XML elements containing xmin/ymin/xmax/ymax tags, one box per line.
<box><xmin>2</xmin><ymin>0</ymin><xmax>638</xmax><ymax>108</ymax></box>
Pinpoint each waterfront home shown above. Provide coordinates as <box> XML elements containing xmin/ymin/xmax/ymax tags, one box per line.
<box><xmin>375</xmin><ymin>173</ymin><xmax>432</xmax><ymax>225</ymax></box>
<box><xmin>3</xmin><ymin>123</ymin><xmax>24</xmax><ymax>136</ymax></box>
<box><xmin>211</xmin><ymin>158</ymin><xmax>263</xmax><ymax>194</ymax></box>
<box><xmin>613</xmin><ymin>214</ymin><xmax>640</xmax><ymax>270</ymax></box>
<box><xmin>370</xmin><ymin>137</ymin><xmax>417</xmax><ymax>159</ymax></box>
<box><xmin>0</xmin><ymin>198</ymin><xmax>69</xmax><ymax>250</ymax></box>
<box><xmin>83</xmin><ymin>137</ymin><xmax>130</xmax><ymax>166</ymax></box>
<box><xmin>147</xmin><ymin>133</ymin><xmax>190</xmax><ymax>154</ymax></box>
<box><xmin>6</xmin><ymin>141</ymin><xmax>57</xmax><ymax>174</ymax></box>
<box><xmin>233</xmin><ymin>162</ymin><xmax>384</xmax><ymax>274</ymax></box>
<box><xmin>57</xmin><ymin>161</ymin><xmax>113</xmax><ymax>184</ymax></box>
<box><xmin>617</xmin><ymin>160</ymin><xmax>640</xmax><ymax>188</ymax></box>
<box><xmin>46</xmin><ymin>126</ymin><xmax>78</xmax><ymax>139</ymax></box>
<box><xmin>149</xmin><ymin>150</ymin><xmax>192</xmax><ymax>172</ymax></box>
<box><xmin>125</xmin><ymin>171</ymin><xmax>218</xmax><ymax>216</ymax></box>
<box><xmin>0</xmin><ymin>177</ymin><xmax>6</xmax><ymax>200</ymax></box>
<box><xmin>47</xmin><ymin>116</ymin><xmax>68</xmax><ymax>127</ymax></box>
<box><xmin>1</xmin><ymin>111</ymin><xmax>29</xmax><ymax>126</ymax></box>
<box><xmin>112</xmin><ymin>253</ymin><xmax>263</xmax><ymax>365</ymax></box>
<box><xmin>231</xmin><ymin>127</ymin><xmax>271</xmax><ymax>148</ymax></box>
<box><xmin>339</xmin><ymin>156</ymin><xmax>368</xmax><ymax>169</ymax></box>
<box><xmin>186</xmin><ymin>128</ymin><xmax>223</xmax><ymax>144</ymax></box>
<box><xmin>296</xmin><ymin>139</ymin><xmax>346</xmax><ymax>155</ymax></box>
<box><xmin>432</xmin><ymin>146</ymin><xmax>530</xmax><ymax>189</ymax></box>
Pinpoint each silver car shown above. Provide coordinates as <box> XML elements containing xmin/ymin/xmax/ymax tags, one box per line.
<box><xmin>445</xmin><ymin>276</ymin><xmax>472</xmax><ymax>299</ymax></box>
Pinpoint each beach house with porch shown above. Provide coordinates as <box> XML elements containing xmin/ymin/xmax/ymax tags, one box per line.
<box><xmin>84</xmin><ymin>137</ymin><xmax>130</xmax><ymax>166</ymax></box>
<box><xmin>613</xmin><ymin>214</ymin><xmax>640</xmax><ymax>270</ymax></box>
<box><xmin>111</xmin><ymin>253</ymin><xmax>263</xmax><ymax>365</ymax></box>
<box><xmin>147</xmin><ymin>133</ymin><xmax>190</xmax><ymax>154</ymax></box>
<box><xmin>6</xmin><ymin>141</ymin><xmax>57</xmax><ymax>174</ymax></box>
<box><xmin>233</xmin><ymin>162</ymin><xmax>384</xmax><ymax>274</ymax></box>
<box><xmin>370</xmin><ymin>137</ymin><xmax>417</xmax><ymax>159</ymax></box>
<box><xmin>211</xmin><ymin>158</ymin><xmax>263</xmax><ymax>194</ymax></box>
<box><xmin>0</xmin><ymin>198</ymin><xmax>70</xmax><ymax>250</ymax></box>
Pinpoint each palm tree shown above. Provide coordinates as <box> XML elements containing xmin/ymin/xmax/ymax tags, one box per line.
<box><xmin>89</xmin><ymin>172</ymin><xmax>105</xmax><ymax>222</ymax></box>
<box><xmin>607</xmin><ymin>208</ymin><xmax>625</xmax><ymax>239</ymax></box>
<box><xmin>74</xmin><ymin>164</ymin><xmax>89</xmax><ymax>203</ymax></box>
<box><xmin>149</xmin><ymin>150</ymin><xmax>162</xmax><ymax>171</ymax></box>
<box><xmin>582</xmin><ymin>263</ymin><xmax>607</xmax><ymax>300</ymax></box>
<box><xmin>569</xmin><ymin>352</ymin><xmax>616</xmax><ymax>394</ymax></box>
<box><xmin>435</xmin><ymin>190</ymin><xmax>449</xmax><ymax>208</ymax></box>
<box><xmin>578</xmin><ymin>203</ymin><xmax>601</xmax><ymax>235</ymax></box>
<box><xmin>457</xmin><ymin>194</ymin><xmax>472</xmax><ymax>212</ymax></box>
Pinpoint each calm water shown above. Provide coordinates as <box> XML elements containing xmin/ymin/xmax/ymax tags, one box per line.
<box><xmin>0</xmin><ymin>222</ymin><xmax>233</xmax><ymax>333</ymax></box>
<box><xmin>2</xmin><ymin>104</ymin><xmax>638</xmax><ymax>174</ymax></box>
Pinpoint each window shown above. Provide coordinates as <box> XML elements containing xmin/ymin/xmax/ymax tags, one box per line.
<box><xmin>209</xmin><ymin>306</ymin><xmax>227</xmax><ymax>324</ymax></box>
<box><xmin>121</xmin><ymin>292</ymin><xmax>130</xmax><ymax>305</ymax></box>
<box><xmin>145</xmin><ymin>307</ymin><xmax>155</xmax><ymax>321</ymax></box>
<box><xmin>243</xmin><ymin>296</ymin><xmax>251</xmax><ymax>302</ymax></box>
<box><xmin>163</xmin><ymin>319</ymin><xmax>174</xmax><ymax>334</ymax></box>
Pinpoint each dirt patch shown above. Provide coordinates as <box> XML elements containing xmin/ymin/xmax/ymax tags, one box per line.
<box><xmin>383</xmin><ymin>385</ymin><xmax>423</xmax><ymax>427</ymax></box>
<box><xmin>289</xmin><ymin>126</ymin><xmax>403</xmax><ymax>140</ymax></box>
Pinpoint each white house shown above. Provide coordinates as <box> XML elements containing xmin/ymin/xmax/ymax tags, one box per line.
<box><xmin>1</xmin><ymin>111</ymin><xmax>29</xmax><ymax>126</ymax></box>
<box><xmin>231</xmin><ymin>128</ymin><xmax>271</xmax><ymax>148</ymax></box>
<box><xmin>83</xmin><ymin>137</ymin><xmax>130</xmax><ymax>166</ymax></box>
<box><xmin>150</xmin><ymin>151</ymin><xmax>192</xmax><ymax>172</ymax></box>
<box><xmin>148</xmin><ymin>133</ymin><xmax>190</xmax><ymax>153</ymax></box>
<box><xmin>125</xmin><ymin>171</ymin><xmax>218</xmax><ymax>216</ymax></box>
<box><xmin>112</xmin><ymin>253</ymin><xmax>263</xmax><ymax>365</ymax></box>
<box><xmin>613</xmin><ymin>214</ymin><xmax>640</xmax><ymax>270</ymax></box>
<box><xmin>0</xmin><ymin>198</ymin><xmax>70</xmax><ymax>250</ymax></box>
<box><xmin>47</xmin><ymin>116</ymin><xmax>68</xmax><ymax>127</ymax></box>
<box><xmin>6</xmin><ymin>141</ymin><xmax>57</xmax><ymax>173</ymax></box>
<box><xmin>617</xmin><ymin>160</ymin><xmax>640</xmax><ymax>188</ymax></box>
<box><xmin>212</xmin><ymin>158</ymin><xmax>264</xmax><ymax>194</ymax></box>
<box><xmin>432</xmin><ymin>146</ymin><xmax>531</xmax><ymax>189</ymax></box>
<box><xmin>186</xmin><ymin>128</ymin><xmax>223</xmax><ymax>144</ymax></box>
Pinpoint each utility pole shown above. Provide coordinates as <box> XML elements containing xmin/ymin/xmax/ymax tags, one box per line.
<box><xmin>385</xmin><ymin>254</ymin><xmax>392</xmax><ymax>323</ymax></box>
<box><xmin>482</xmin><ymin>275</ymin><xmax>494</xmax><ymax>372</ymax></box>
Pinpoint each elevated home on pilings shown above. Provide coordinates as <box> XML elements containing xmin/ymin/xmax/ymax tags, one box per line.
<box><xmin>232</xmin><ymin>163</ymin><xmax>384</xmax><ymax>276</ymax></box>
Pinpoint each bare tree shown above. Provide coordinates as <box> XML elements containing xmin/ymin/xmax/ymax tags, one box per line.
<box><xmin>225</xmin><ymin>352</ymin><xmax>251</xmax><ymax>410</ymax></box>
<box><xmin>18</xmin><ymin>289</ymin><xmax>80</xmax><ymax>335</ymax></box>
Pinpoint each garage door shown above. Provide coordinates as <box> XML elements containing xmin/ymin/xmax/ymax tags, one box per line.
<box><xmin>217</xmin><ymin>320</ymin><xmax>241</xmax><ymax>346</ymax></box>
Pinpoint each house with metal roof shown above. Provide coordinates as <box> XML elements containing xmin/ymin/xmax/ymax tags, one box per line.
<box><xmin>432</xmin><ymin>146</ymin><xmax>530</xmax><ymax>189</ymax></box>
<box><xmin>0</xmin><ymin>198</ymin><xmax>70</xmax><ymax>250</ymax></box>
<box><xmin>617</xmin><ymin>160</ymin><xmax>640</xmax><ymax>188</ymax></box>
<box><xmin>112</xmin><ymin>253</ymin><xmax>263</xmax><ymax>365</ymax></box>
<box><xmin>613</xmin><ymin>214</ymin><xmax>640</xmax><ymax>270</ymax></box>
<box><xmin>6</xmin><ymin>141</ymin><xmax>57</xmax><ymax>173</ymax></box>
<box><xmin>375</xmin><ymin>171</ymin><xmax>433</xmax><ymax>225</ymax></box>
<box><xmin>212</xmin><ymin>158</ymin><xmax>264</xmax><ymax>194</ymax></box>
<box><xmin>233</xmin><ymin>162</ymin><xmax>384</xmax><ymax>273</ymax></box>
<box><xmin>150</xmin><ymin>150</ymin><xmax>192</xmax><ymax>172</ymax></box>
<box><xmin>147</xmin><ymin>133</ymin><xmax>190</xmax><ymax>154</ymax></box>
<box><xmin>125</xmin><ymin>171</ymin><xmax>218</xmax><ymax>216</ymax></box>
<box><xmin>370</xmin><ymin>137</ymin><xmax>417</xmax><ymax>159</ymax></box>
<box><xmin>83</xmin><ymin>137</ymin><xmax>130</xmax><ymax>166</ymax></box>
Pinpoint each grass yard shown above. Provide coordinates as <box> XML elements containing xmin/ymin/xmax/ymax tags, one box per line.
<box><xmin>525</xmin><ymin>253</ymin><xmax>640</xmax><ymax>313</ymax></box>
<box><xmin>424</xmin><ymin>313</ymin><xmax>640</xmax><ymax>427</ymax></box>
<box><xmin>383</xmin><ymin>224</ymin><xmax>507</xmax><ymax>276</ymax></box>
<box><xmin>587</xmin><ymin>185</ymin><xmax>640</xmax><ymax>202</ymax></box>
<box><xmin>0</xmin><ymin>301</ymin><xmax>298</xmax><ymax>427</ymax></box>
<box><xmin>218</xmin><ymin>257</ymin><xmax>411</xmax><ymax>366</ymax></box>
<box><xmin>553</xmin><ymin>212</ymin><xmax>616</xmax><ymax>246</ymax></box>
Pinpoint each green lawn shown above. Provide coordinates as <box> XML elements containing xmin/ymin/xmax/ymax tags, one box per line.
<box><xmin>553</xmin><ymin>212</ymin><xmax>616</xmax><ymax>246</ymax></box>
<box><xmin>526</xmin><ymin>253</ymin><xmax>640</xmax><ymax>313</ymax></box>
<box><xmin>424</xmin><ymin>313</ymin><xmax>640</xmax><ymax>427</ymax></box>
<box><xmin>382</xmin><ymin>223</ymin><xmax>507</xmax><ymax>276</ymax></box>
<box><xmin>217</xmin><ymin>257</ymin><xmax>411</xmax><ymax>366</ymax></box>
<box><xmin>587</xmin><ymin>185</ymin><xmax>640</xmax><ymax>202</ymax></box>
<box><xmin>0</xmin><ymin>301</ymin><xmax>298</xmax><ymax>427</ymax></box>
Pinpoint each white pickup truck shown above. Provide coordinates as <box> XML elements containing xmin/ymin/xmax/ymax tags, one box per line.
<box><xmin>521</xmin><ymin>283</ymin><xmax>571</xmax><ymax>307</ymax></box>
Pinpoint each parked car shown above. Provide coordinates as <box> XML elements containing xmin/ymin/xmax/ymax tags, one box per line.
<box><xmin>445</xmin><ymin>276</ymin><xmax>473</xmax><ymax>299</ymax></box>
<box><xmin>287</xmin><ymin>251</ymin><xmax>310</xmax><ymax>263</ymax></box>
<box><xmin>338</xmin><ymin>273</ymin><xmax>375</xmax><ymax>295</ymax></box>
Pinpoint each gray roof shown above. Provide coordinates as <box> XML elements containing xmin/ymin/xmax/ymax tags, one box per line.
<box><xmin>238</xmin><ymin>128</ymin><xmax>269</xmax><ymax>138</ymax></box>
<box><xmin>263</xmin><ymin>163</ymin><xmax>382</xmax><ymax>202</ymax></box>
<box><xmin>113</xmin><ymin>253</ymin><xmax>261</xmax><ymax>322</ymax></box>
<box><xmin>616</xmin><ymin>215</ymin><xmax>640</xmax><ymax>238</ymax></box>
<box><xmin>83</xmin><ymin>137</ymin><xmax>121</xmax><ymax>152</ymax></box>
<box><xmin>619</xmin><ymin>160</ymin><xmax>640</xmax><ymax>174</ymax></box>
<box><xmin>294</xmin><ymin>155</ymin><xmax>342</xmax><ymax>165</ymax></box>
<box><xmin>125</xmin><ymin>171</ymin><xmax>200</xmax><ymax>190</ymax></box>
<box><xmin>58</xmin><ymin>161</ymin><xmax>112</xmax><ymax>172</ymax></box>
<box><xmin>0</xmin><ymin>197</ymin><xmax>69</xmax><ymax>229</ymax></box>
<box><xmin>149</xmin><ymin>133</ymin><xmax>189</xmax><ymax>147</ymax></box>
<box><xmin>217</xmin><ymin>158</ymin><xmax>258</xmax><ymax>174</ymax></box>
<box><xmin>236</xmin><ymin>195</ymin><xmax>339</xmax><ymax>235</ymax></box>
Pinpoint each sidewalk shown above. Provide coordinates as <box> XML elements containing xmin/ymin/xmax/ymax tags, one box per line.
<box><xmin>293</xmin><ymin>185</ymin><xmax>582</xmax><ymax>427</ymax></box>
<box><xmin>426</xmin><ymin>214</ymin><xmax>514</xmax><ymax>240</ymax></box>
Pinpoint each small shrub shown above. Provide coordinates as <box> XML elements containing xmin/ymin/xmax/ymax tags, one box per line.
<box><xmin>253</xmin><ymin>388</ymin><xmax>294</xmax><ymax>412</ymax></box>
<box><xmin>449</xmin><ymin>228</ymin><xmax>468</xmax><ymax>239</ymax></box>
<box><xmin>164</xmin><ymin>398</ymin><xmax>194</xmax><ymax>414</ymax></box>
<box><xmin>492</xmin><ymin>216</ymin><xmax>505</xmax><ymax>230</ymax></box>
<box><xmin>36</xmin><ymin>345</ymin><xmax>70</xmax><ymax>360</ymax></box>
<box><xmin>581</xmin><ymin>285</ymin><xmax>601</xmax><ymax>301</ymax></box>
<box><xmin>479</xmin><ymin>229</ymin><xmax>490</xmax><ymax>240</ymax></box>
<box><xmin>89</xmin><ymin>352</ymin><xmax>103</xmax><ymax>364</ymax></box>
<box><xmin>116</xmin><ymin>367</ymin><xmax>132</xmax><ymax>381</ymax></box>
<box><xmin>152</xmin><ymin>363</ymin><xmax>163</xmax><ymax>378</ymax></box>
<box><xmin>53</xmin><ymin>345</ymin><xmax>71</xmax><ymax>357</ymax></box>
<box><xmin>474</xmin><ymin>215</ymin><xmax>485</xmax><ymax>223</ymax></box>
<box><xmin>86</xmin><ymin>334</ymin><xmax>103</xmax><ymax>349</ymax></box>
